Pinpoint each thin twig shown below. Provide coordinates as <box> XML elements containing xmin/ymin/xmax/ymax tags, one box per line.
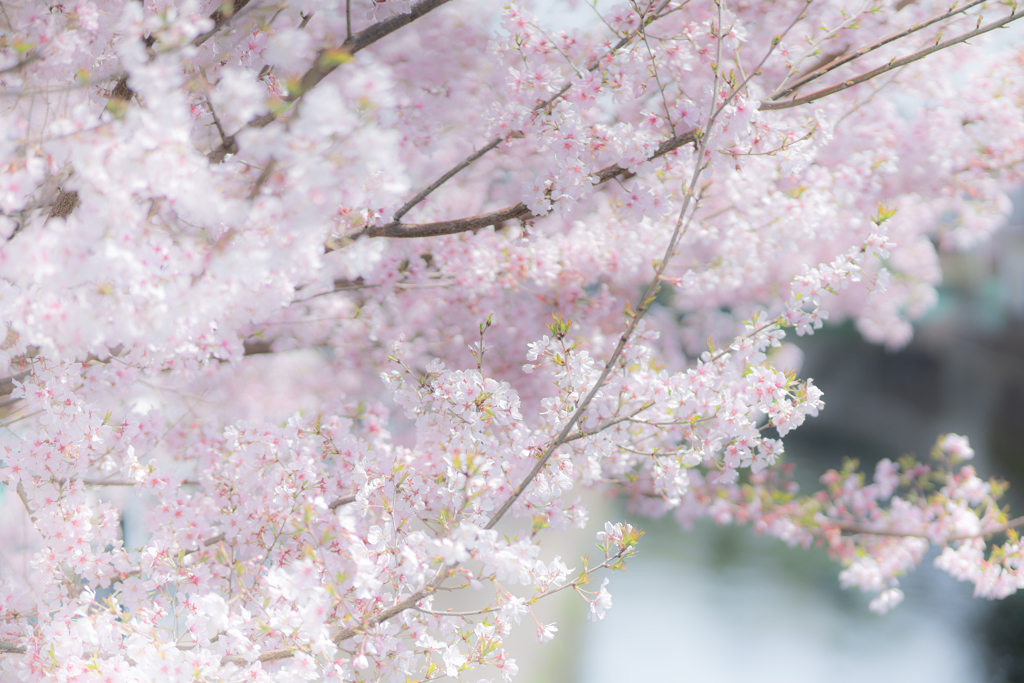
<box><xmin>410</xmin><ymin>547</ymin><xmax>630</xmax><ymax>618</ymax></box>
<box><xmin>563</xmin><ymin>403</ymin><xmax>654</xmax><ymax>443</ymax></box>
<box><xmin>205</xmin><ymin>96</ymin><xmax>236</xmax><ymax>156</ymax></box>
<box><xmin>1</xmin><ymin>408</ymin><xmax>43</xmax><ymax>430</ymax></box>
<box><xmin>636</xmin><ymin>1</ymin><xmax>676</xmax><ymax>129</ymax></box>
<box><xmin>771</xmin><ymin>0</ymin><xmax>872</xmax><ymax>94</ymax></box>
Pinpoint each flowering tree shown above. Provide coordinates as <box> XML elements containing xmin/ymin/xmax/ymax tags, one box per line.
<box><xmin>1</xmin><ymin>0</ymin><xmax>1024</xmax><ymax>677</ymax></box>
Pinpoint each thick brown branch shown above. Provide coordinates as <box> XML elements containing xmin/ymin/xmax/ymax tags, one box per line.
<box><xmin>362</xmin><ymin>129</ymin><xmax>697</xmax><ymax>240</ymax></box>
<box><xmin>243</xmin><ymin>339</ymin><xmax>274</xmax><ymax>356</ymax></box>
<box><xmin>366</xmin><ymin>203</ymin><xmax>531</xmax><ymax>239</ymax></box>
<box><xmin>104</xmin><ymin>75</ymin><xmax>135</xmax><ymax>116</ymax></box>
<box><xmin>763</xmin><ymin>9</ymin><xmax>1024</xmax><ymax>111</ymax></box>
<box><xmin>110</xmin><ymin>76</ymin><xmax>133</xmax><ymax>103</ymax></box>
<box><xmin>0</xmin><ymin>641</ymin><xmax>26</xmax><ymax>655</ymax></box>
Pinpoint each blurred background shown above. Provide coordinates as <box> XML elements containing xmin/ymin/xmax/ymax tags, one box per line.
<box><xmin>506</xmin><ymin>189</ymin><xmax>1024</xmax><ymax>682</ymax></box>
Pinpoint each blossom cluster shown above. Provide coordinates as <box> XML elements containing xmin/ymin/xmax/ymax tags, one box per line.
<box><xmin>1</xmin><ymin>0</ymin><xmax>1024</xmax><ymax>679</ymax></box>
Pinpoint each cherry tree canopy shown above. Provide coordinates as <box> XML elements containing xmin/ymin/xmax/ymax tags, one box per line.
<box><xmin>1</xmin><ymin>0</ymin><xmax>1023</xmax><ymax>679</ymax></box>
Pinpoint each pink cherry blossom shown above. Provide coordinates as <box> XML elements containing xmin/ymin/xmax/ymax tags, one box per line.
<box><xmin>2</xmin><ymin>0</ymin><xmax>1024</xmax><ymax>678</ymax></box>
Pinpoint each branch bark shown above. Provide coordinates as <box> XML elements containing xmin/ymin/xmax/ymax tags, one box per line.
<box><xmin>47</xmin><ymin>189</ymin><xmax>79</xmax><ymax>221</ymax></box>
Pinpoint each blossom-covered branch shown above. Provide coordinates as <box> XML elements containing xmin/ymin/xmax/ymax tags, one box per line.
<box><xmin>358</xmin><ymin>129</ymin><xmax>698</xmax><ymax>239</ymax></box>
<box><xmin>3</xmin><ymin>0</ymin><xmax>1024</xmax><ymax>679</ymax></box>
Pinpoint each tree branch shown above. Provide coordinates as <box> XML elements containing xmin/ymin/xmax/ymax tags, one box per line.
<box><xmin>390</xmin><ymin>138</ymin><xmax>505</xmax><ymax>224</ymax></box>
<box><xmin>247</xmin><ymin>158</ymin><xmax>276</xmax><ymax>200</ymax></box>
<box><xmin>762</xmin><ymin>8</ymin><xmax>1024</xmax><ymax>111</ymax></box>
<box><xmin>770</xmin><ymin>0</ymin><xmax>989</xmax><ymax>101</ymax></box>
<box><xmin>112</xmin><ymin>493</ymin><xmax>356</xmax><ymax>583</ymax></box>
<box><xmin>173</xmin><ymin>492</ymin><xmax>358</xmax><ymax>552</ymax></box>
<box><xmin>328</xmin><ymin>494</ymin><xmax>357</xmax><ymax>510</ymax></box>
<box><xmin>330</xmin><ymin>569</ymin><xmax>449</xmax><ymax>643</ymax></box>
<box><xmin>221</xmin><ymin>645</ymin><xmax>298</xmax><ymax>665</ymax></box>
<box><xmin>563</xmin><ymin>402</ymin><xmax>654</xmax><ymax>443</ymax></box>
<box><xmin>358</xmin><ymin>129</ymin><xmax>697</xmax><ymax>240</ymax></box>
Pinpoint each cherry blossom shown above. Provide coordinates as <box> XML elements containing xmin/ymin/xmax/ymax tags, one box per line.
<box><xmin>2</xmin><ymin>0</ymin><xmax>1024</xmax><ymax>678</ymax></box>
